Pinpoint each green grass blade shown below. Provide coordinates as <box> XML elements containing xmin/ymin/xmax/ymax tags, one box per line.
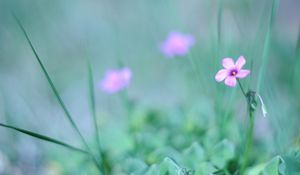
<box><xmin>87</xmin><ymin>61</ymin><xmax>102</xmax><ymax>154</ymax></box>
<box><xmin>291</xmin><ymin>27</ymin><xmax>300</xmax><ymax>87</ymax></box>
<box><xmin>0</xmin><ymin>123</ymin><xmax>88</xmax><ymax>155</ymax></box>
<box><xmin>87</xmin><ymin>61</ymin><xmax>110</xmax><ymax>175</ymax></box>
<box><xmin>12</xmin><ymin>14</ymin><xmax>86</xmax><ymax>148</ymax></box>
<box><xmin>12</xmin><ymin>14</ymin><xmax>104</xmax><ymax>173</ymax></box>
<box><xmin>256</xmin><ymin>0</ymin><xmax>280</xmax><ymax>93</ymax></box>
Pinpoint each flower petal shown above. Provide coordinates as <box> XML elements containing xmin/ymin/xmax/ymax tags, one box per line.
<box><xmin>222</xmin><ymin>58</ymin><xmax>235</xmax><ymax>69</ymax></box>
<box><xmin>236</xmin><ymin>56</ymin><xmax>246</xmax><ymax>69</ymax></box>
<box><xmin>224</xmin><ymin>76</ymin><xmax>237</xmax><ymax>87</ymax></box>
<box><xmin>160</xmin><ymin>32</ymin><xmax>195</xmax><ymax>58</ymax></box>
<box><xmin>215</xmin><ymin>69</ymin><xmax>228</xmax><ymax>82</ymax></box>
<box><xmin>236</xmin><ymin>69</ymin><xmax>250</xmax><ymax>78</ymax></box>
<box><xmin>99</xmin><ymin>68</ymin><xmax>132</xmax><ymax>93</ymax></box>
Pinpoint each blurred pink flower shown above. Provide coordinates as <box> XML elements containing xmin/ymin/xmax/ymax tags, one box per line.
<box><xmin>160</xmin><ymin>32</ymin><xmax>195</xmax><ymax>58</ymax></box>
<box><xmin>99</xmin><ymin>67</ymin><xmax>132</xmax><ymax>93</ymax></box>
<box><xmin>215</xmin><ymin>56</ymin><xmax>250</xmax><ymax>87</ymax></box>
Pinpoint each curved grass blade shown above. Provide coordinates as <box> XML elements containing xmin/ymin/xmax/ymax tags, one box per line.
<box><xmin>87</xmin><ymin>61</ymin><xmax>102</xmax><ymax>154</ymax></box>
<box><xmin>0</xmin><ymin>123</ymin><xmax>88</xmax><ymax>155</ymax></box>
<box><xmin>256</xmin><ymin>0</ymin><xmax>280</xmax><ymax>93</ymax></box>
<box><xmin>12</xmin><ymin>13</ymin><xmax>87</xmax><ymax>150</ymax></box>
<box><xmin>87</xmin><ymin>61</ymin><xmax>112</xmax><ymax>175</ymax></box>
<box><xmin>12</xmin><ymin>14</ymin><xmax>103</xmax><ymax>173</ymax></box>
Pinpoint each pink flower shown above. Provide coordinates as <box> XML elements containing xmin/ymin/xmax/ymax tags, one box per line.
<box><xmin>160</xmin><ymin>32</ymin><xmax>195</xmax><ymax>58</ymax></box>
<box><xmin>215</xmin><ymin>56</ymin><xmax>250</xmax><ymax>87</ymax></box>
<box><xmin>99</xmin><ymin>67</ymin><xmax>132</xmax><ymax>93</ymax></box>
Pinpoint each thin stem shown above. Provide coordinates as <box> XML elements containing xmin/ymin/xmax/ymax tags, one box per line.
<box><xmin>120</xmin><ymin>91</ymin><xmax>134</xmax><ymax>129</ymax></box>
<box><xmin>87</xmin><ymin>63</ymin><xmax>102</xmax><ymax>152</ymax></box>
<box><xmin>237</xmin><ymin>79</ymin><xmax>256</xmax><ymax>173</ymax></box>
<box><xmin>217</xmin><ymin>0</ymin><xmax>223</xmax><ymax>46</ymax></box>
<box><xmin>240</xmin><ymin>110</ymin><xmax>255</xmax><ymax>174</ymax></box>
<box><xmin>186</xmin><ymin>53</ymin><xmax>202</xmax><ymax>91</ymax></box>
<box><xmin>237</xmin><ymin>79</ymin><xmax>247</xmax><ymax>97</ymax></box>
<box><xmin>120</xmin><ymin>91</ymin><xmax>139</xmax><ymax>155</ymax></box>
<box><xmin>87</xmin><ymin>63</ymin><xmax>109</xmax><ymax>175</ymax></box>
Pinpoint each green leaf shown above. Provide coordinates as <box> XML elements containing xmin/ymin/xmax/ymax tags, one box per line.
<box><xmin>280</xmin><ymin>151</ymin><xmax>300</xmax><ymax>175</ymax></box>
<box><xmin>210</xmin><ymin>139</ymin><xmax>235</xmax><ymax>169</ymax></box>
<box><xmin>262</xmin><ymin>156</ymin><xmax>282</xmax><ymax>175</ymax></box>
<box><xmin>143</xmin><ymin>164</ymin><xmax>160</xmax><ymax>175</ymax></box>
<box><xmin>0</xmin><ymin>123</ymin><xmax>88</xmax><ymax>155</ymax></box>
<box><xmin>123</xmin><ymin>158</ymin><xmax>147</xmax><ymax>174</ymax></box>
<box><xmin>182</xmin><ymin>142</ymin><xmax>205</xmax><ymax>168</ymax></box>
<box><xmin>196</xmin><ymin>162</ymin><xmax>218</xmax><ymax>175</ymax></box>
<box><xmin>246</xmin><ymin>156</ymin><xmax>282</xmax><ymax>175</ymax></box>
<box><xmin>159</xmin><ymin>157</ymin><xmax>180</xmax><ymax>175</ymax></box>
<box><xmin>247</xmin><ymin>151</ymin><xmax>300</xmax><ymax>175</ymax></box>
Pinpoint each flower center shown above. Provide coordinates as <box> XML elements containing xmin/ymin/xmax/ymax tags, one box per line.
<box><xmin>230</xmin><ymin>69</ymin><xmax>238</xmax><ymax>76</ymax></box>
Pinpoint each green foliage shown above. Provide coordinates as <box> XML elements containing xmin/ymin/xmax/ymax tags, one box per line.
<box><xmin>247</xmin><ymin>151</ymin><xmax>300</xmax><ymax>175</ymax></box>
<box><xmin>0</xmin><ymin>0</ymin><xmax>299</xmax><ymax>174</ymax></box>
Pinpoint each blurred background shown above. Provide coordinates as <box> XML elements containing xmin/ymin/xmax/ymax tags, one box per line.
<box><xmin>0</xmin><ymin>0</ymin><xmax>300</xmax><ymax>174</ymax></box>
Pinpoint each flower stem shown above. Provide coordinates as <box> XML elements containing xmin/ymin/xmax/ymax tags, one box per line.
<box><xmin>120</xmin><ymin>91</ymin><xmax>138</xmax><ymax>152</ymax></box>
<box><xmin>237</xmin><ymin>79</ymin><xmax>256</xmax><ymax>174</ymax></box>
<box><xmin>237</xmin><ymin>79</ymin><xmax>246</xmax><ymax>98</ymax></box>
<box><xmin>240</xmin><ymin>109</ymin><xmax>255</xmax><ymax>174</ymax></box>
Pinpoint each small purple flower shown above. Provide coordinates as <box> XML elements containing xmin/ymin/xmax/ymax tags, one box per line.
<box><xmin>160</xmin><ymin>32</ymin><xmax>195</xmax><ymax>58</ymax></box>
<box><xmin>215</xmin><ymin>56</ymin><xmax>250</xmax><ymax>87</ymax></box>
<box><xmin>99</xmin><ymin>67</ymin><xmax>132</xmax><ymax>93</ymax></box>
